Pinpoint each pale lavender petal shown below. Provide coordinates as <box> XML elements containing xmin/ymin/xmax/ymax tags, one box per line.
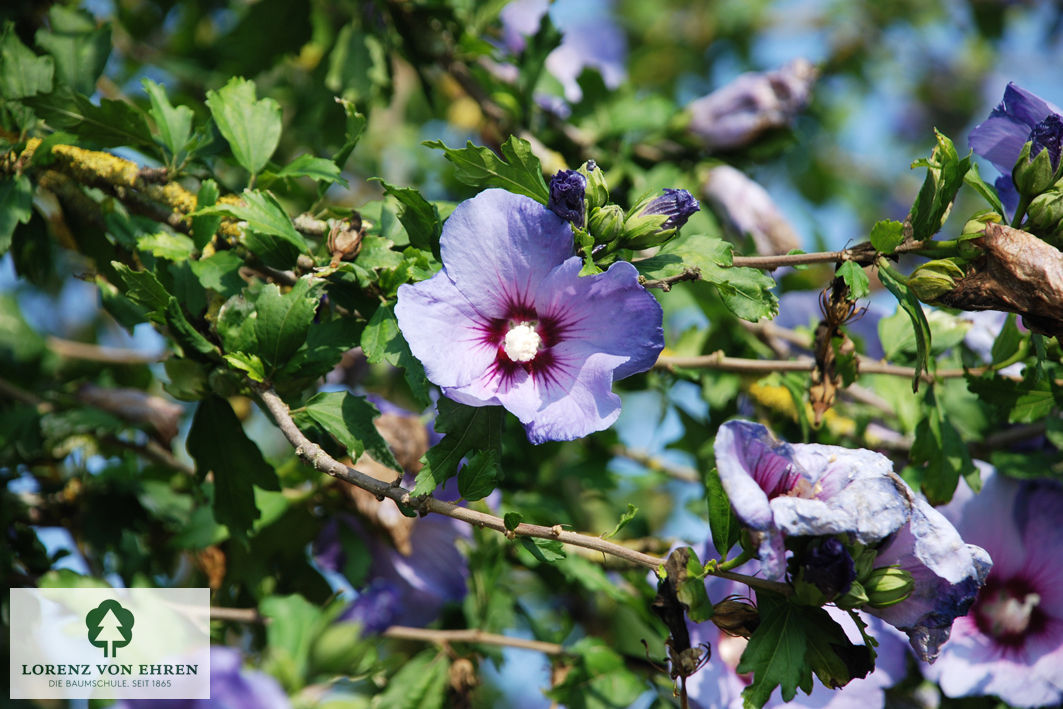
<box><xmin>970</xmin><ymin>114</ymin><xmax>1038</xmax><ymax>174</ymax></box>
<box><xmin>714</xmin><ymin>420</ymin><xmax>793</xmax><ymax>531</ymax></box>
<box><xmin>499</xmin><ymin>0</ymin><xmax>549</xmax><ymax>53</ymax></box>
<box><xmin>439</xmin><ymin>189</ymin><xmax>574</xmax><ymax>318</ymax></box>
<box><xmin>999</xmin><ymin>82</ymin><xmax>1063</xmax><ymax>128</ymax></box>
<box><xmin>395</xmin><ymin>274</ymin><xmax>497</xmax><ymax>388</ymax></box>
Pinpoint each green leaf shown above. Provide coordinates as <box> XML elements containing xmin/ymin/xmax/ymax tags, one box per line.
<box><xmin>413</xmin><ymin>398</ymin><xmax>503</xmax><ymax>496</ymax></box>
<box><xmin>545</xmin><ymin>637</ymin><xmax>646</xmax><ymax>709</ymax></box>
<box><xmin>911</xmin><ymin>389</ymin><xmax>973</xmax><ymax>504</ymax></box>
<box><xmin>303</xmin><ymin>391</ymin><xmax>401</xmax><ymax>471</ymax></box>
<box><xmin>142</xmin><ymin>77</ymin><xmax>193</xmax><ymax>164</ymax></box>
<box><xmin>110</xmin><ymin>262</ymin><xmax>171</xmax><ymax>318</ymax></box>
<box><xmin>371</xmin><ymin>649</ymin><xmax>449</xmax><ymax>709</ymax></box>
<box><xmin>194</xmin><ymin>189</ymin><xmax>308</xmax><ymax>268</ymax></box>
<box><xmin>224</xmin><ymin>352</ymin><xmax>266</xmax><ymax>382</ymax></box>
<box><xmin>25</xmin><ymin>86</ymin><xmax>156</xmax><ymax>152</ymax></box>
<box><xmin>666</xmin><ymin>547</ymin><xmax>713</xmax><ymax>623</ymax></box>
<box><xmin>738</xmin><ymin>592</ymin><xmax>873</xmax><ymax>708</ymax></box>
<box><xmin>0</xmin><ymin>21</ymin><xmax>53</xmax><ymax>99</ymax></box>
<box><xmin>424</xmin><ymin>136</ymin><xmax>550</xmax><ymax>203</ymax></box>
<box><xmin>205</xmin><ymin>76</ymin><xmax>282</xmax><ymax>177</ymax></box>
<box><xmin>191</xmin><ymin>180</ymin><xmax>221</xmax><ymax>249</ymax></box>
<box><xmin>601</xmin><ymin>503</ymin><xmax>638</xmax><ymax>540</ymax></box>
<box><xmin>0</xmin><ymin>175</ymin><xmax>34</xmax><ymax>255</ymax></box>
<box><xmin>283</xmin><ymin>317</ymin><xmax>363</xmax><ymax>380</ymax></box>
<box><xmin>189</xmin><ymin>250</ymin><xmax>244</xmax><ymax>297</ymax></box>
<box><xmin>359</xmin><ymin>303</ymin><xmax>431</xmax><ymax>407</ymax></box>
<box><xmin>216</xmin><ymin>293</ymin><xmax>259</xmax><ymax>354</ymax></box>
<box><xmin>266</xmin><ymin>153</ymin><xmax>348</xmax><ymax>187</ymax></box>
<box><xmin>186</xmin><ymin>395</ymin><xmax>280</xmax><ymax>538</ymax></box>
<box><xmin>869</xmin><ymin>220</ymin><xmax>905</xmax><ymax>254</ymax></box>
<box><xmin>503</xmin><ymin>512</ymin><xmax>523</xmax><ymax>531</ymax></box>
<box><xmin>519</xmin><ymin>537</ymin><xmax>567</xmax><ymax>563</ymax></box>
<box><xmin>325</xmin><ymin>23</ymin><xmax>389</xmax><ymax>102</ymax></box>
<box><xmin>967</xmin><ymin>372</ymin><xmax>1057</xmax><ymax>424</ymax></box>
<box><xmin>835</xmin><ymin>261</ymin><xmax>870</xmax><ymax>300</ymax></box>
<box><xmin>34</xmin><ymin>6</ymin><xmax>110</xmax><ymax>96</ymax></box>
<box><xmin>254</xmin><ymin>277</ymin><xmax>322</xmax><ymax>371</ymax></box>
<box><xmin>136</xmin><ymin>231</ymin><xmax>196</xmax><ymax>261</ymax></box>
<box><xmin>332</xmin><ymin>97</ymin><xmax>366</xmax><ymax>169</ymax></box>
<box><xmin>990</xmin><ymin>313</ymin><xmax>1022</xmax><ymax>365</ymax></box>
<box><xmin>457</xmin><ymin>448</ymin><xmax>500</xmax><ymax>501</ymax></box>
<box><xmin>908</xmin><ymin>130</ymin><xmax>971</xmax><ymax>241</ymax></box>
<box><xmin>374</xmin><ymin>179</ymin><xmax>442</xmax><ymax>254</ymax></box>
<box><xmin>260</xmin><ymin>594</ymin><xmax>328</xmax><ymax>693</ymax></box>
<box><xmin>964</xmin><ymin>163</ymin><xmax>1006</xmax><ymax>216</ymax></box>
<box><xmin>877</xmin><ymin>260</ymin><xmax>931</xmax><ymax>391</ymax></box>
<box><xmin>705</xmin><ymin>466</ymin><xmax>741</xmax><ymax>559</ymax></box>
<box><xmin>164</xmin><ymin>297</ymin><xmax>217</xmax><ymax>357</ymax></box>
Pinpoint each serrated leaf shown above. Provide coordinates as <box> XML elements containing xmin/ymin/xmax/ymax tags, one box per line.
<box><xmin>142</xmin><ymin>77</ymin><xmax>193</xmax><ymax>164</ymax></box>
<box><xmin>265</xmin><ymin>153</ymin><xmax>348</xmax><ymax>187</ymax></box>
<box><xmin>0</xmin><ymin>174</ymin><xmax>34</xmax><ymax>255</ymax></box>
<box><xmin>304</xmin><ymin>391</ymin><xmax>401</xmax><ymax>471</ymax></box>
<box><xmin>869</xmin><ymin>219</ymin><xmax>905</xmax><ymax>254</ymax></box>
<box><xmin>110</xmin><ymin>262</ymin><xmax>171</xmax><ymax>317</ymax></box>
<box><xmin>908</xmin><ymin>130</ymin><xmax>971</xmax><ymax>241</ymax></box>
<box><xmin>835</xmin><ymin>261</ymin><xmax>870</xmax><ymax>300</ymax></box>
<box><xmin>967</xmin><ymin>373</ymin><xmax>1057</xmax><ymax>424</ymax></box>
<box><xmin>189</xmin><ymin>250</ymin><xmax>244</xmax><ymax>297</ymax></box>
<box><xmin>424</xmin><ymin>135</ymin><xmax>549</xmax><ymax>203</ymax></box>
<box><xmin>519</xmin><ymin>537</ymin><xmax>566</xmax><ymax>563</ymax></box>
<box><xmin>374</xmin><ymin>179</ymin><xmax>442</xmax><ymax>254</ymax></box>
<box><xmin>205</xmin><ymin>76</ymin><xmax>282</xmax><ymax>177</ymax></box>
<box><xmin>34</xmin><ymin>6</ymin><xmax>110</xmax><ymax>96</ymax></box>
<box><xmin>282</xmin><ymin>317</ymin><xmax>362</xmax><ymax>380</ymax></box>
<box><xmin>216</xmin><ymin>293</ymin><xmax>258</xmax><ymax>354</ymax></box>
<box><xmin>254</xmin><ymin>278</ymin><xmax>322</xmax><ymax>371</ymax></box>
<box><xmin>186</xmin><ymin>395</ymin><xmax>279</xmax><ymax>538</ymax></box>
<box><xmin>705</xmin><ymin>466</ymin><xmax>741</xmax><ymax>559</ymax></box>
<box><xmin>136</xmin><ymin>231</ymin><xmax>196</xmax><ymax>260</ymax></box>
<box><xmin>503</xmin><ymin>512</ymin><xmax>523</xmax><ymax>531</ymax></box>
<box><xmin>194</xmin><ymin>189</ymin><xmax>307</xmax><ymax>268</ymax></box>
<box><xmin>359</xmin><ymin>303</ymin><xmax>431</xmax><ymax>407</ymax></box>
<box><xmin>164</xmin><ymin>297</ymin><xmax>217</xmax><ymax>356</ymax></box>
<box><xmin>371</xmin><ymin>649</ymin><xmax>449</xmax><ymax>709</ymax></box>
<box><xmin>25</xmin><ymin>86</ymin><xmax>155</xmax><ymax>153</ymax></box>
<box><xmin>224</xmin><ymin>352</ymin><xmax>266</xmax><ymax>382</ymax></box>
<box><xmin>877</xmin><ymin>261</ymin><xmax>931</xmax><ymax>391</ymax></box>
<box><xmin>413</xmin><ymin>399</ymin><xmax>503</xmax><ymax>496</ymax></box>
<box><xmin>333</xmin><ymin>97</ymin><xmax>366</xmax><ymax>169</ymax></box>
<box><xmin>602</xmin><ymin>503</ymin><xmax>638</xmax><ymax>540</ymax></box>
<box><xmin>457</xmin><ymin>448</ymin><xmax>500</xmax><ymax>500</ymax></box>
<box><xmin>0</xmin><ymin>21</ymin><xmax>53</xmax><ymax>99</ymax></box>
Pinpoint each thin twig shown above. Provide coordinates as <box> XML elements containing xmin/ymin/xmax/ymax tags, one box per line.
<box><xmin>611</xmin><ymin>446</ymin><xmax>699</xmax><ymax>483</ymax></box>
<box><xmin>383</xmin><ymin>626</ymin><xmax>566</xmax><ymax>655</ymax></box>
<box><xmin>639</xmin><ymin>268</ymin><xmax>701</xmax><ymax>292</ymax></box>
<box><xmin>47</xmin><ymin>336</ymin><xmax>167</xmax><ymax>365</ymax></box>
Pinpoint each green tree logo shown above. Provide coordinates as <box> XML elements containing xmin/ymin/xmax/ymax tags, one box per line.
<box><xmin>85</xmin><ymin>600</ymin><xmax>134</xmax><ymax>658</ymax></box>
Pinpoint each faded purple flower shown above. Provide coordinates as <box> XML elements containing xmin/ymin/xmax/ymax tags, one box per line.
<box><xmin>970</xmin><ymin>83</ymin><xmax>1063</xmax><ymax>212</ymax></box>
<box><xmin>640</xmin><ymin>188</ymin><xmax>700</xmax><ymax>231</ymax></box>
<box><xmin>714</xmin><ymin>420</ymin><xmax>907</xmax><ymax>580</ymax></box>
<box><xmin>920</xmin><ymin>466</ymin><xmax>1063</xmax><ymax>707</ymax></box>
<box><xmin>714</xmin><ymin>420</ymin><xmax>990</xmax><ymax>662</ymax></box>
<box><xmin>118</xmin><ymin>647</ymin><xmax>289</xmax><ymax>709</ymax></box>
<box><xmin>701</xmin><ymin>165</ymin><xmax>802</xmax><ymax>256</ymax></box>
<box><xmin>548</xmin><ymin>169</ymin><xmax>587</xmax><ymax>225</ymax></box>
<box><xmin>395</xmin><ymin>189</ymin><xmax>664</xmax><ymax>444</ymax></box>
<box><xmin>685</xmin><ymin>557</ymin><xmax>909</xmax><ymax>709</ymax></box>
<box><xmin>500</xmin><ymin>0</ymin><xmax>626</xmax><ymax>103</ymax></box>
<box><xmin>686</xmin><ymin>59</ymin><xmax>818</xmax><ymax>151</ymax></box>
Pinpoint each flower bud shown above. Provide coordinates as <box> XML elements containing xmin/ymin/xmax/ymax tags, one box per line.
<box><xmin>588</xmin><ymin>204</ymin><xmax>625</xmax><ymax>244</ymax></box>
<box><xmin>961</xmin><ymin>210</ymin><xmax>1003</xmax><ymax>237</ymax></box>
<box><xmin>710</xmin><ymin>597</ymin><xmax>760</xmax><ymax>638</ymax></box>
<box><xmin>835</xmin><ymin>580</ymin><xmax>869</xmax><ymax>610</ymax></box>
<box><xmin>1013</xmin><ymin>115</ymin><xmax>1063</xmax><ymax>199</ymax></box>
<box><xmin>864</xmin><ymin>566</ymin><xmax>915</xmax><ymax>608</ymax></box>
<box><xmin>548</xmin><ymin>169</ymin><xmax>587</xmax><ymax>226</ymax></box>
<box><xmin>1024</xmin><ymin>188</ymin><xmax>1063</xmax><ymax>247</ymax></box>
<box><xmin>792</xmin><ymin>537</ymin><xmax>856</xmax><ymax>606</ymax></box>
<box><xmin>622</xmin><ymin>188</ymin><xmax>700</xmax><ymax>248</ymax></box>
<box><xmin>908</xmin><ymin>258</ymin><xmax>966</xmax><ymax>304</ymax></box>
<box><xmin>578</xmin><ymin>160</ymin><xmax>609</xmax><ymax>210</ymax></box>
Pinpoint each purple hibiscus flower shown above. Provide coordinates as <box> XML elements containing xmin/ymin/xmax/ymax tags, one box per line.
<box><xmin>686</xmin><ymin>59</ymin><xmax>818</xmax><ymax>152</ymax></box>
<box><xmin>118</xmin><ymin>646</ymin><xmax>289</xmax><ymax>709</ymax></box>
<box><xmin>714</xmin><ymin>420</ymin><xmax>990</xmax><ymax>662</ymax></box>
<box><xmin>920</xmin><ymin>465</ymin><xmax>1063</xmax><ymax>707</ymax></box>
<box><xmin>685</xmin><ymin>557</ymin><xmax>910</xmax><ymax>709</ymax></box>
<box><xmin>395</xmin><ymin>189</ymin><xmax>664</xmax><ymax>444</ymax></box>
<box><xmin>969</xmin><ymin>82</ymin><xmax>1063</xmax><ymax>213</ymax></box>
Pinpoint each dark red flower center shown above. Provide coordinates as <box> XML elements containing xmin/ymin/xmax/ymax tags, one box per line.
<box><xmin>478</xmin><ymin>299</ymin><xmax>572</xmax><ymax>387</ymax></box>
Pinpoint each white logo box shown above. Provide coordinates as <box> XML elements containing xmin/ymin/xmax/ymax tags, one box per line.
<box><xmin>9</xmin><ymin>587</ymin><xmax>211</xmax><ymax>700</ymax></box>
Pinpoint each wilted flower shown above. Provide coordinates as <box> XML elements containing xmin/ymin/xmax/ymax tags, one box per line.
<box><xmin>701</xmin><ymin>165</ymin><xmax>802</xmax><ymax>255</ymax></box>
<box><xmin>686</xmin><ymin>59</ymin><xmax>817</xmax><ymax>151</ymax></box>
<box><xmin>969</xmin><ymin>82</ymin><xmax>1063</xmax><ymax>212</ymax></box>
<box><xmin>714</xmin><ymin>420</ymin><xmax>990</xmax><ymax>661</ymax></box>
<box><xmin>548</xmin><ymin>168</ymin><xmax>587</xmax><ymax>225</ymax></box>
<box><xmin>118</xmin><ymin>646</ymin><xmax>289</xmax><ymax>709</ymax></box>
<box><xmin>395</xmin><ymin>189</ymin><xmax>664</xmax><ymax>443</ymax></box>
<box><xmin>920</xmin><ymin>465</ymin><xmax>1063</xmax><ymax>707</ymax></box>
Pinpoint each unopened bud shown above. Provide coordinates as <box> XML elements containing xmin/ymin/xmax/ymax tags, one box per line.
<box><xmin>710</xmin><ymin>597</ymin><xmax>760</xmax><ymax>638</ymax></box>
<box><xmin>548</xmin><ymin>169</ymin><xmax>587</xmax><ymax>226</ymax></box>
<box><xmin>588</xmin><ymin>204</ymin><xmax>625</xmax><ymax>244</ymax></box>
<box><xmin>961</xmin><ymin>210</ymin><xmax>1003</xmax><ymax>237</ymax></box>
<box><xmin>835</xmin><ymin>580</ymin><xmax>869</xmax><ymax>610</ymax></box>
<box><xmin>623</xmin><ymin>188</ymin><xmax>700</xmax><ymax>249</ymax></box>
<box><xmin>1024</xmin><ymin>188</ymin><xmax>1063</xmax><ymax>247</ymax></box>
<box><xmin>864</xmin><ymin>566</ymin><xmax>915</xmax><ymax>608</ymax></box>
<box><xmin>578</xmin><ymin>160</ymin><xmax>609</xmax><ymax>210</ymax></box>
<box><xmin>328</xmin><ymin>215</ymin><xmax>365</xmax><ymax>264</ymax></box>
<box><xmin>1013</xmin><ymin>117</ymin><xmax>1063</xmax><ymax>198</ymax></box>
<box><xmin>908</xmin><ymin>258</ymin><xmax>966</xmax><ymax>304</ymax></box>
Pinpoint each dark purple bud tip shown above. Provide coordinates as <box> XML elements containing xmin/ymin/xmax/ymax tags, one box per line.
<box><xmin>1030</xmin><ymin>114</ymin><xmax>1063</xmax><ymax>170</ymax></box>
<box><xmin>642</xmin><ymin>188</ymin><xmax>700</xmax><ymax>231</ymax></box>
<box><xmin>801</xmin><ymin>537</ymin><xmax>856</xmax><ymax>598</ymax></box>
<box><xmin>548</xmin><ymin>169</ymin><xmax>587</xmax><ymax>225</ymax></box>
